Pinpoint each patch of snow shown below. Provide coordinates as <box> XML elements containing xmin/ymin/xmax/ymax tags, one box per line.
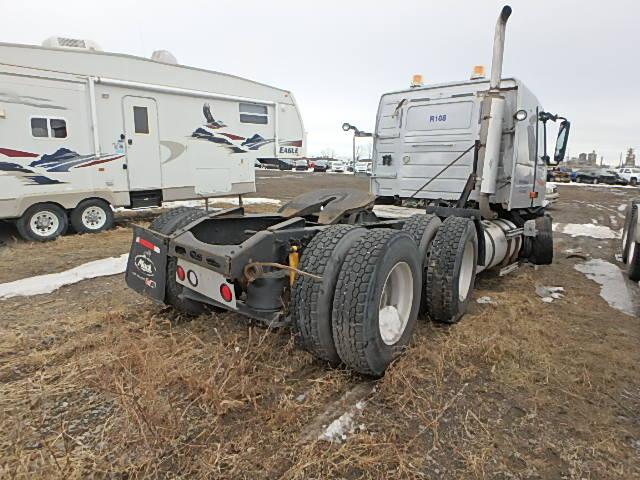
<box><xmin>574</xmin><ymin>259</ymin><xmax>636</xmax><ymax>316</ymax></box>
<box><xmin>477</xmin><ymin>296</ymin><xmax>497</xmax><ymax>305</ymax></box>
<box><xmin>0</xmin><ymin>254</ymin><xmax>128</xmax><ymax>300</ymax></box>
<box><xmin>536</xmin><ymin>285</ymin><xmax>565</xmax><ymax>303</ymax></box>
<box><xmin>618</xmin><ymin>204</ymin><xmax>627</xmax><ymax>212</ymax></box>
<box><xmin>318</xmin><ymin>401</ymin><xmax>366</xmax><ymax>443</ymax></box>
<box><xmin>552</xmin><ymin>223</ymin><xmax>621</xmax><ymax>239</ymax></box>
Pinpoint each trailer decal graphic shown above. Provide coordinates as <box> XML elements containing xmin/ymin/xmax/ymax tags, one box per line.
<box><xmin>29</xmin><ymin>148</ymin><xmax>123</xmax><ymax>172</ymax></box>
<box><xmin>0</xmin><ymin>162</ymin><xmax>65</xmax><ymax>185</ymax></box>
<box><xmin>0</xmin><ymin>147</ymin><xmax>124</xmax><ymax>185</ymax></box>
<box><xmin>0</xmin><ymin>147</ymin><xmax>40</xmax><ymax>158</ymax></box>
<box><xmin>190</xmin><ymin>103</ymin><xmax>302</xmax><ymax>155</ymax></box>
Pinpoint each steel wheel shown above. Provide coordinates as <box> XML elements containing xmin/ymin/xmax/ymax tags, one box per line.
<box><xmin>29</xmin><ymin>210</ymin><xmax>60</xmax><ymax>239</ymax></box>
<box><xmin>458</xmin><ymin>239</ymin><xmax>475</xmax><ymax>301</ymax></box>
<box><xmin>378</xmin><ymin>261</ymin><xmax>414</xmax><ymax>345</ymax></box>
<box><xmin>81</xmin><ymin>205</ymin><xmax>108</xmax><ymax>230</ymax></box>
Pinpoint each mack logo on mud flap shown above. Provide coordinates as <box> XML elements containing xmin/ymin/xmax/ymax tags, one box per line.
<box><xmin>279</xmin><ymin>146</ymin><xmax>299</xmax><ymax>154</ymax></box>
<box><xmin>134</xmin><ymin>254</ymin><xmax>156</xmax><ymax>277</ymax></box>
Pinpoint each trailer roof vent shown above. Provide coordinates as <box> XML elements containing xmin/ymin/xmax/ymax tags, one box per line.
<box><xmin>151</xmin><ymin>50</ymin><xmax>178</xmax><ymax>64</ymax></box>
<box><xmin>42</xmin><ymin>37</ymin><xmax>102</xmax><ymax>51</ymax></box>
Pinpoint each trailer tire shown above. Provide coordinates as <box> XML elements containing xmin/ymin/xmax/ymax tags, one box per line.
<box><xmin>621</xmin><ymin>201</ymin><xmax>639</xmax><ymax>263</ymax></box>
<box><xmin>149</xmin><ymin>207</ymin><xmax>218</xmax><ymax>316</ymax></box>
<box><xmin>425</xmin><ymin>216</ymin><xmax>478</xmax><ymax>324</ymax></box>
<box><xmin>291</xmin><ymin>225</ymin><xmax>367</xmax><ymax>365</ymax></box>
<box><xmin>529</xmin><ymin>215</ymin><xmax>554</xmax><ymax>265</ymax></box>
<box><xmin>16</xmin><ymin>203</ymin><xmax>68</xmax><ymax>242</ymax></box>
<box><xmin>332</xmin><ymin>229</ymin><xmax>422</xmax><ymax>376</ymax></box>
<box><xmin>70</xmin><ymin>199</ymin><xmax>114</xmax><ymax>234</ymax></box>
<box><xmin>402</xmin><ymin>214</ymin><xmax>442</xmax><ymax>315</ymax></box>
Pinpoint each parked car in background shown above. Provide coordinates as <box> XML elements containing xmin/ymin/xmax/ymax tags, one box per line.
<box><xmin>313</xmin><ymin>160</ymin><xmax>330</xmax><ymax>172</ymax></box>
<box><xmin>294</xmin><ymin>159</ymin><xmax>308</xmax><ymax>171</ymax></box>
<box><xmin>331</xmin><ymin>161</ymin><xmax>346</xmax><ymax>173</ymax></box>
<box><xmin>366</xmin><ymin>163</ymin><xmax>372</xmax><ymax>175</ymax></box>
<box><xmin>617</xmin><ymin>167</ymin><xmax>640</xmax><ymax>186</ymax></box>
<box><xmin>573</xmin><ymin>169</ymin><xmax>626</xmax><ymax>185</ymax></box>
<box><xmin>279</xmin><ymin>159</ymin><xmax>294</xmax><ymax>171</ymax></box>
<box><xmin>355</xmin><ymin>161</ymin><xmax>372</xmax><ymax>174</ymax></box>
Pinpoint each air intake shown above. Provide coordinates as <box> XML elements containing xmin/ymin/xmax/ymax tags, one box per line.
<box><xmin>42</xmin><ymin>37</ymin><xmax>102</xmax><ymax>51</ymax></box>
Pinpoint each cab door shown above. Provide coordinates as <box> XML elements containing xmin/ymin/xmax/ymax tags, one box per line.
<box><xmin>122</xmin><ymin>96</ymin><xmax>162</xmax><ymax>190</ymax></box>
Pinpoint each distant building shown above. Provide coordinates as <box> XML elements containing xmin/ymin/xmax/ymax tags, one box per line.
<box><xmin>624</xmin><ymin>148</ymin><xmax>636</xmax><ymax>167</ymax></box>
<box><xmin>587</xmin><ymin>150</ymin><xmax>598</xmax><ymax>165</ymax></box>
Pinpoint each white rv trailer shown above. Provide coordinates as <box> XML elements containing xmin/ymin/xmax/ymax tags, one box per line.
<box><xmin>0</xmin><ymin>38</ymin><xmax>305</xmax><ymax>241</ymax></box>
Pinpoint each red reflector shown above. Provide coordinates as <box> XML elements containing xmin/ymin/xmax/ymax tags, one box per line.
<box><xmin>529</xmin><ymin>191</ymin><xmax>539</xmax><ymax>199</ymax></box>
<box><xmin>176</xmin><ymin>265</ymin><xmax>186</xmax><ymax>281</ymax></box>
<box><xmin>220</xmin><ymin>283</ymin><xmax>233</xmax><ymax>302</ymax></box>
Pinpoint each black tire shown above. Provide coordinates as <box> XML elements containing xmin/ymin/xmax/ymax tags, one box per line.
<box><xmin>530</xmin><ymin>215</ymin><xmax>554</xmax><ymax>265</ymax></box>
<box><xmin>332</xmin><ymin>229</ymin><xmax>422</xmax><ymax>376</ymax></box>
<box><xmin>628</xmin><ymin>238</ymin><xmax>640</xmax><ymax>281</ymax></box>
<box><xmin>16</xmin><ymin>203</ymin><xmax>68</xmax><ymax>242</ymax></box>
<box><xmin>622</xmin><ymin>201</ymin><xmax>639</xmax><ymax>263</ymax></box>
<box><xmin>402</xmin><ymin>214</ymin><xmax>442</xmax><ymax>314</ymax></box>
<box><xmin>630</xmin><ymin>178</ymin><xmax>638</xmax><ymax>186</ymax></box>
<box><xmin>149</xmin><ymin>207</ymin><xmax>216</xmax><ymax>315</ymax></box>
<box><xmin>291</xmin><ymin>225</ymin><xmax>367</xmax><ymax>364</ymax></box>
<box><xmin>425</xmin><ymin>217</ymin><xmax>478</xmax><ymax>324</ymax></box>
<box><xmin>70</xmin><ymin>198</ymin><xmax>114</xmax><ymax>234</ymax></box>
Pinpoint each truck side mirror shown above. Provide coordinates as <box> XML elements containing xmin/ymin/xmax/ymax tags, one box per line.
<box><xmin>554</xmin><ymin>120</ymin><xmax>570</xmax><ymax>163</ymax></box>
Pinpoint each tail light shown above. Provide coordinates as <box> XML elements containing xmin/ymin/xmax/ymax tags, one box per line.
<box><xmin>176</xmin><ymin>265</ymin><xmax>186</xmax><ymax>281</ymax></box>
<box><xmin>220</xmin><ymin>283</ymin><xmax>233</xmax><ymax>302</ymax></box>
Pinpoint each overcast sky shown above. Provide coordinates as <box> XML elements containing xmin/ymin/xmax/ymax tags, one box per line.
<box><xmin>5</xmin><ymin>0</ymin><xmax>639</xmax><ymax>164</ymax></box>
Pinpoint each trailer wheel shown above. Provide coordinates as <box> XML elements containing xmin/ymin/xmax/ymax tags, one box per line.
<box><xmin>425</xmin><ymin>216</ymin><xmax>478</xmax><ymax>324</ymax></box>
<box><xmin>70</xmin><ymin>199</ymin><xmax>114</xmax><ymax>234</ymax></box>
<box><xmin>16</xmin><ymin>203</ymin><xmax>68</xmax><ymax>242</ymax></box>
<box><xmin>291</xmin><ymin>225</ymin><xmax>367</xmax><ymax>364</ymax></box>
<box><xmin>402</xmin><ymin>214</ymin><xmax>442</xmax><ymax>315</ymax></box>
<box><xmin>149</xmin><ymin>207</ymin><xmax>218</xmax><ymax>315</ymax></box>
<box><xmin>621</xmin><ymin>201</ymin><xmax>639</xmax><ymax>263</ymax></box>
<box><xmin>628</xmin><ymin>239</ymin><xmax>640</xmax><ymax>281</ymax></box>
<box><xmin>529</xmin><ymin>215</ymin><xmax>554</xmax><ymax>265</ymax></box>
<box><xmin>331</xmin><ymin>229</ymin><xmax>422</xmax><ymax>376</ymax></box>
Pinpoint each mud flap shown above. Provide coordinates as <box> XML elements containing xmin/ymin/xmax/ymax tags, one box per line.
<box><xmin>125</xmin><ymin>226</ymin><xmax>169</xmax><ymax>302</ymax></box>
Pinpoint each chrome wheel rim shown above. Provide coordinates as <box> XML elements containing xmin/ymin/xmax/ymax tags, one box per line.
<box><xmin>82</xmin><ymin>206</ymin><xmax>107</xmax><ymax>230</ymax></box>
<box><xmin>458</xmin><ymin>239</ymin><xmax>475</xmax><ymax>301</ymax></box>
<box><xmin>30</xmin><ymin>211</ymin><xmax>60</xmax><ymax>238</ymax></box>
<box><xmin>378</xmin><ymin>261</ymin><xmax>413</xmax><ymax>346</ymax></box>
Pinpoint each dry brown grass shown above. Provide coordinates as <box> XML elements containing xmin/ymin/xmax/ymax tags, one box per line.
<box><xmin>1</xmin><ymin>194</ymin><xmax>639</xmax><ymax>478</ymax></box>
<box><xmin>2</xmin><ymin>262</ymin><xmax>638</xmax><ymax>479</ymax></box>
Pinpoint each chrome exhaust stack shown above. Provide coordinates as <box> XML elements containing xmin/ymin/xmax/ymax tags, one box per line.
<box><xmin>478</xmin><ymin>5</ymin><xmax>512</xmax><ymax>220</ymax></box>
<box><xmin>490</xmin><ymin>6</ymin><xmax>512</xmax><ymax>91</ymax></box>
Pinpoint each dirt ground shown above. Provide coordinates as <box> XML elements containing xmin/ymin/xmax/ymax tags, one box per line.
<box><xmin>0</xmin><ymin>172</ymin><xmax>639</xmax><ymax>479</ymax></box>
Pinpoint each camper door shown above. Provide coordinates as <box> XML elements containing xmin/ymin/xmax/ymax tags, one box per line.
<box><xmin>122</xmin><ymin>96</ymin><xmax>162</xmax><ymax>190</ymax></box>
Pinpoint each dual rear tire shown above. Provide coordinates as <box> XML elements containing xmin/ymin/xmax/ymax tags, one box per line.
<box><xmin>292</xmin><ymin>215</ymin><xmax>480</xmax><ymax>376</ymax></box>
<box><xmin>292</xmin><ymin>227</ymin><xmax>422</xmax><ymax>376</ymax></box>
<box><xmin>622</xmin><ymin>201</ymin><xmax>640</xmax><ymax>281</ymax></box>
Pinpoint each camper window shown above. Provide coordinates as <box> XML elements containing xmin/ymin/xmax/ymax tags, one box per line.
<box><xmin>239</xmin><ymin>103</ymin><xmax>268</xmax><ymax>125</ymax></box>
<box><xmin>133</xmin><ymin>106</ymin><xmax>150</xmax><ymax>134</ymax></box>
<box><xmin>30</xmin><ymin>117</ymin><xmax>67</xmax><ymax>138</ymax></box>
<box><xmin>50</xmin><ymin>119</ymin><xmax>67</xmax><ymax>138</ymax></box>
<box><xmin>31</xmin><ymin>118</ymin><xmax>48</xmax><ymax>137</ymax></box>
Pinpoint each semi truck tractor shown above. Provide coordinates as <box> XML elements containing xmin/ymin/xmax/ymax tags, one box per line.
<box><xmin>125</xmin><ymin>5</ymin><xmax>571</xmax><ymax>376</ymax></box>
